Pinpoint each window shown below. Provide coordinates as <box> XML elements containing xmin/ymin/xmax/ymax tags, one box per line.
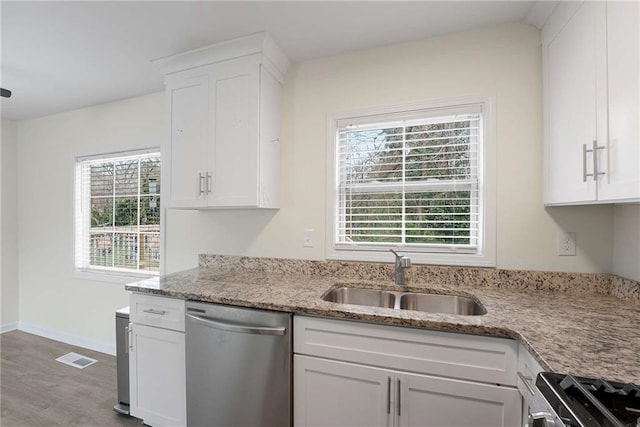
<box><xmin>326</xmin><ymin>97</ymin><xmax>495</xmax><ymax>266</ymax></box>
<box><xmin>74</xmin><ymin>149</ymin><xmax>161</xmax><ymax>278</ymax></box>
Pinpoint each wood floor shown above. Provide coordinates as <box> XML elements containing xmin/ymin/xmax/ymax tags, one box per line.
<box><xmin>1</xmin><ymin>330</ymin><xmax>141</xmax><ymax>427</ymax></box>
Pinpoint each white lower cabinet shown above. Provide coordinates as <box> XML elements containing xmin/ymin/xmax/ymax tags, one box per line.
<box><xmin>293</xmin><ymin>316</ymin><xmax>521</xmax><ymax>427</ymax></box>
<box><xmin>295</xmin><ymin>356</ymin><xmax>393</xmax><ymax>427</ymax></box>
<box><xmin>129</xmin><ymin>293</ymin><xmax>186</xmax><ymax>427</ymax></box>
<box><xmin>294</xmin><ymin>355</ymin><xmax>520</xmax><ymax>427</ymax></box>
<box><xmin>397</xmin><ymin>371</ymin><xmax>520</xmax><ymax>427</ymax></box>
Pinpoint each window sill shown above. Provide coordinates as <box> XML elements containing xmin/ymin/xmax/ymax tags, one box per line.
<box><xmin>73</xmin><ymin>269</ymin><xmax>158</xmax><ymax>285</ymax></box>
<box><xmin>326</xmin><ymin>247</ymin><xmax>496</xmax><ymax>268</ymax></box>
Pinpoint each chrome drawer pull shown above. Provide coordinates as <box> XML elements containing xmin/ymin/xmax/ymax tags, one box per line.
<box><xmin>143</xmin><ymin>308</ymin><xmax>167</xmax><ymax>316</ymax></box>
<box><xmin>387</xmin><ymin>376</ymin><xmax>391</xmax><ymax>414</ymax></box>
<box><xmin>397</xmin><ymin>379</ymin><xmax>401</xmax><ymax>417</ymax></box>
<box><xmin>518</xmin><ymin>371</ymin><xmax>535</xmax><ymax>396</ymax></box>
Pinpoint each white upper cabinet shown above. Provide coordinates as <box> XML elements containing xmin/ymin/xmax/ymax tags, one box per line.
<box><xmin>599</xmin><ymin>1</ymin><xmax>640</xmax><ymax>201</ymax></box>
<box><xmin>155</xmin><ymin>33</ymin><xmax>289</xmax><ymax>209</ymax></box>
<box><xmin>543</xmin><ymin>0</ymin><xmax>639</xmax><ymax>205</ymax></box>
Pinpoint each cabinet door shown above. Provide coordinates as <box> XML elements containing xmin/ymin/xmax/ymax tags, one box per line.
<box><xmin>397</xmin><ymin>372</ymin><xmax>521</xmax><ymax>427</ymax></box>
<box><xmin>164</xmin><ymin>74</ymin><xmax>209</xmax><ymax>208</ymax></box>
<box><xmin>129</xmin><ymin>323</ymin><xmax>186</xmax><ymax>427</ymax></box>
<box><xmin>208</xmin><ymin>56</ymin><xmax>260</xmax><ymax>207</ymax></box>
<box><xmin>598</xmin><ymin>0</ymin><xmax>640</xmax><ymax>202</ymax></box>
<box><xmin>294</xmin><ymin>355</ymin><xmax>393</xmax><ymax>427</ymax></box>
<box><xmin>544</xmin><ymin>1</ymin><xmax>606</xmax><ymax>204</ymax></box>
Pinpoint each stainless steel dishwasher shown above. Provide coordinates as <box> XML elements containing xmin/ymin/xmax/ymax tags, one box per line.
<box><xmin>185</xmin><ymin>301</ymin><xmax>292</xmax><ymax>427</ymax></box>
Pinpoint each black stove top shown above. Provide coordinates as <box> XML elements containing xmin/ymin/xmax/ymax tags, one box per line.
<box><xmin>536</xmin><ymin>372</ymin><xmax>640</xmax><ymax>427</ymax></box>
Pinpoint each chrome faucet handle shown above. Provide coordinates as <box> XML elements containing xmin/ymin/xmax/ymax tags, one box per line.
<box><xmin>389</xmin><ymin>249</ymin><xmax>410</xmax><ymax>264</ymax></box>
<box><xmin>389</xmin><ymin>249</ymin><xmax>412</xmax><ymax>286</ymax></box>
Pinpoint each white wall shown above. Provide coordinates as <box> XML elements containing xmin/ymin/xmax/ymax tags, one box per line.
<box><xmin>1</xmin><ymin>119</ymin><xmax>19</xmax><ymax>330</ymax></box>
<box><xmin>613</xmin><ymin>205</ymin><xmax>640</xmax><ymax>281</ymax></box>
<box><xmin>165</xmin><ymin>23</ymin><xmax>613</xmax><ymax>274</ymax></box>
<box><xmin>17</xmin><ymin>92</ymin><xmax>164</xmax><ymax>351</ymax></box>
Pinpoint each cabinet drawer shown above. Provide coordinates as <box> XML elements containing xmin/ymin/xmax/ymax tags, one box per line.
<box><xmin>294</xmin><ymin>316</ymin><xmax>518</xmax><ymax>386</ymax></box>
<box><xmin>130</xmin><ymin>293</ymin><xmax>185</xmax><ymax>332</ymax></box>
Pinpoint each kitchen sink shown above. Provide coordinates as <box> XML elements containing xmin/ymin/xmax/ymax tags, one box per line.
<box><xmin>322</xmin><ymin>287</ymin><xmax>396</xmax><ymax>308</ymax></box>
<box><xmin>322</xmin><ymin>287</ymin><xmax>486</xmax><ymax>315</ymax></box>
<box><xmin>399</xmin><ymin>293</ymin><xmax>487</xmax><ymax>315</ymax></box>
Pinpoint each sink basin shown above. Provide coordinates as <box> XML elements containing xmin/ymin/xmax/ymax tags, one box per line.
<box><xmin>399</xmin><ymin>293</ymin><xmax>487</xmax><ymax>315</ymax></box>
<box><xmin>322</xmin><ymin>287</ymin><xmax>486</xmax><ymax>316</ymax></box>
<box><xmin>322</xmin><ymin>287</ymin><xmax>396</xmax><ymax>308</ymax></box>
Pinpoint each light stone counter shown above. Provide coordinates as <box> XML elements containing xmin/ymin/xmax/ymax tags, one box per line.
<box><xmin>126</xmin><ymin>255</ymin><xmax>640</xmax><ymax>384</ymax></box>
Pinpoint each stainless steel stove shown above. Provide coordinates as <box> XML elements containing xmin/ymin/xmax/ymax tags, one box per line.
<box><xmin>530</xmin><ymin>372</ymin><xmax>640</xmax><ymax>427</ymax></box>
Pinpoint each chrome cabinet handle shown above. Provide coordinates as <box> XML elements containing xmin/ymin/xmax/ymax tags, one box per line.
<box><xmin>143</xmin><ymin>308</ymin><xmax>167</xmax><ymax>316</ymax></box>
<box><xmin>397</xmin><ymin>379</ymin><xmax>401</xmax><ymax>417</ymax></box>
<box><xmin>198</xmin><ymin>172</ymin><xmax>205</xmax><ymax>195</ymax></box>
<box><xmin>592</xmin><ymin>140</ymin><xmax>598</xmax><ymax>181</ymax></box>
<box><xmin>125</xmin><ymin>325</ymin><xmax>129</xmax><ymax>354</ymax></box>
<box><xmin>583</xmin><ymin>143</ymin><xmax>589</xmax><ymax>182</ymax></box>
<box><xmin>206</xmin><ymin>172</ymin><xmax>212</xmax><ymax>194</ymax></box>
<box><xmin>517</xmin><ymin>371</ymin><xmax>535</xmax><ymax>396</ymax></box>
<box><xmin>593</xmin><ymin>140</ymin><xmax>606</xmax><ymax>180</ymax></box>
<box><xmin>127</xmin><ymin>323</ymin><xmax>133</xmax><ymax>353</ymax></box>
<box><xmin>186</xmin><ymin>313</ymin><xmax>286</xmax><ymax>336</ymax></box>
<box><xmin>387</xmin><ymin>377</ymin><xmax>391</xmax><ymax>414</ymax></box>
<box><xmin>583</xmin><ymin>141</ymin><xmax>606</xmax><ymax>182</ymax></box>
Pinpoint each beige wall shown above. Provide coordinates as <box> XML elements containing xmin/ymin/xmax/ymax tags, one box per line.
<box><xmin>165</xmin><ymin>23</ymin><xmax>613</xmax><ymax>275</ymax></box>
<box><xmin>16</xmin><ymin>92</ymin><xmax>164</xmax><ymax>351</ymax></box>
<box><xmin>1</xmin><ymin>119</ymin><xmax>19</xmax><ymax>329</ymax></box>
<box><xmin>15</xmin><ymin>22</ymin><xmax>626</xmax><ymax>350</ymax></box>
<box><xmin>613</xmin><ymin>205</ymin><xmax>640</xmax><ymax>281</ymax></box>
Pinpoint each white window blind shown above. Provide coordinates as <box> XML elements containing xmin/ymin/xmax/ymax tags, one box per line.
<box><xmin>335</xmin><ymin>106</ymin><xmax>482</xmax><ymax>253</ymax></box>
<box><xmin>74</xmin><ymin>150</ymin><xmax>161</xmax><ymax>276</ymax></box>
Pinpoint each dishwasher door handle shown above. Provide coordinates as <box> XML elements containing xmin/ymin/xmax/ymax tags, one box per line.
<box><xmin>186</xmin><ymin>313</ymin><xmax>287</xmax><ymax>336</ymax></box>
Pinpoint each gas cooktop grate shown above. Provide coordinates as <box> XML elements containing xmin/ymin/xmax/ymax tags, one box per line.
<box><xmin>539</xmin><ymin>372</ymin><xmax>640</xmax><ymax>427</ymax></box>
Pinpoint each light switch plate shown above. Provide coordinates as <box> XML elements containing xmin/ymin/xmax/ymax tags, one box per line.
<box><xmin>303</xmin><ymin>229</ymin><xmax>314</xmax><ymax>248</ymax></box>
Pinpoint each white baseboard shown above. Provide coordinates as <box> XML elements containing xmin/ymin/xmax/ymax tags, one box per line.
<box><xmin>1</xmin><ymin>322</ymin><xmax>19</xmax><ymax>333</ymax></box>
<box><xmin>16</xmin><ymin>322</ymin><xmax>116</xmax><ymax>356</ymax></box>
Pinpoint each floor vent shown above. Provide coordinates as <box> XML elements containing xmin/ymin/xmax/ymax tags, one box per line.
<box><xmin>55</xmin><ymin>352</ymin><xmax>98</xmax><ymax>369</ymax></box>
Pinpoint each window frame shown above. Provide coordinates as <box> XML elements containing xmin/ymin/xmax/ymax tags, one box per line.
<box><xmin>73</xmin><ymin>148</ymin><xmax>161</xmax><ymax>283</ymax></box>
<box><xmin>325</xmin><ymin>96</ymin><xmax>496</xmax><ymax>267</ymax></box>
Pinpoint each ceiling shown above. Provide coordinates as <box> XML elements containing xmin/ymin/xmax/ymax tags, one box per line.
<box><xmin>1</xmin><ymin>1</ymin><xmax>548</xmax><ymax>121</ymax></box>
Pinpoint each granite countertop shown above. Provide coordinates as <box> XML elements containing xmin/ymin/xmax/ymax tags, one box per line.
<box><xmin>126</xmin><ymin>259</ymin><xmax>640</xmax><ymax>384</ymax></box>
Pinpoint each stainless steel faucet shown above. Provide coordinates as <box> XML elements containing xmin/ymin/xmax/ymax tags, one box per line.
<box><xmin>390</xmin><ymin>249</ymin><xmax>412</xmax><ymax>286</ymax></box>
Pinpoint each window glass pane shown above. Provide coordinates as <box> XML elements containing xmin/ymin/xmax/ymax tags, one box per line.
<box><xmin>140</xmin><ymin>195</ymin><xmax>160</xmax><ymax>225</ymax></box>
<box><xmin>139</xmin><ymin>233</ymin><xmax>160</xmax><ymax>272</ymax></box>
<box><xmin>405</xmin><ymin>191</ymin><xmax>475</xmax><ymax>245</ymax></box>
<box><xmin>114</xmin><ymin>160</ymin><xmax>139</xmax><ymax>196</ymax></box>
<box><xmin>340</xmin><ymin>192</ymin><xmax>402</xmax><ymax>244</ymax></box>
<box><xmin>113</xmin><ymin>233</ymin><xmax>138</xmax><ymax>269</ymax></box>
<box><xmin>90</xmin><ymin>198</ymin><xmax>113</xmax><ymax>228</ymax></box>
<box><xmin>90</xmin><ymin>163</ymin><xmax>113</xmax><ymax>197</ymax></box>
<box><xmin>90</xmin><ymin>232</ymin><xmax>113</xmax><ymax>267</ymax></box>
<box><xmin>405</xmin><ymin>120</ymin><xmax>475</xmax><ymax>181</ymax></box>
<box><xmin>114</xmin><ymin>197</ymin><xmax>139</xmax><ymax>227</ymax></box>
<box><xmin>141</xmin><ymin>157</ymin><xmax>161</xmax><ymax>195</ymax></box>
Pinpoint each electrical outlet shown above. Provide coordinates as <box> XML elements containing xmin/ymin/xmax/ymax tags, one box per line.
<box><xmin>558</xmin><ymin>232</ymin><xmax>576</xmax><ymax>256</ymax></box>
<box><xmin>303</xmin><ymin>229</ymin><xmax>314</xmax><ymax>248</ymax></box>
